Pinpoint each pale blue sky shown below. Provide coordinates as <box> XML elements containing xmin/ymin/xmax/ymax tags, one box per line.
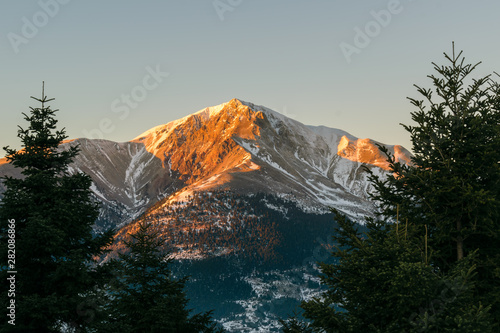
<box><xmin>1</xmin><ymin>0</ymin><xmax>499</xmax><ymax>151</ymax></box>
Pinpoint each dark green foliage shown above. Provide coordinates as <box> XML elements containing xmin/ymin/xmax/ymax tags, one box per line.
<box><xmin>104</xmin><ymin>191</ymin><xmax>339</xmax><ymax>329</ymax></box>
<box><xmin>110</xmin><ymin>191</ymin><xmax>339</xmax><ymax>329</ymax></box>
<box><xmin>101</xmin><ymin>220</ymin><xmax>224</xmax><ymax>332</ymax></box>
<box><xmin>129</xmin><ymin>191</ymin><xmax>282</xmax><ymax>264</ymax></box>
<box><xmin>129</xmin><ymin>191</ymin><xmax>339</xmax><ymax>268</ymax></box>
<box><xmin>174</xmin><ymin>257</ymin><xmax>253</xmax><ymax>319</ymax></box>
<box><xmin>279</xmin><ymin>313</ymin><xmax>314</xmax><ymax>332</ymax></box>
<box><xmin>293</xmin><ymin>210</ymin><xmax>493</xmax><ymax>332</ymax></box>
<box><xmin>0</xmin><ymin>86</ymin><xmax>113</xmax><ymax>332</ymax></box>
<box><xmin>367</xmin><ymin>46</ymin><xmax>500</xmax><ymax>322</ymax></box>
<box><xmin>282</xmin><ymin>46</ymin><xmax>499</xmax><ymax>332</ymax></box>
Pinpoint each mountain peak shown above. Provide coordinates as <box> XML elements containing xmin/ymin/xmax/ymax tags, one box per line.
<box><xmin>130</xmin><ymin>99</ymin><xmax>265</xmax><ymax>190</ymax></box>
<box><xmin>193</xmin><ymin>97</ymin><xmax>244</xmax><ymax>117</ymax></box>
<box><xmin>133</xmin><ymin>98</ymin><xmax>250</xmax><ymax>141</ymax></box>
<box><xmin>132</xmin><ymin>99</ymin><xmax>411</xmax><ymax>171</ymax></box>
<box><xmin>1</xmin><ymin>98</ymin><xmax>414</xmax><ymax>232</ymax></box>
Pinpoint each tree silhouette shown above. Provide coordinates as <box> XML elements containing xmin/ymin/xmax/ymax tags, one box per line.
<box><xmin>0</xmin><ymin>83</ymin><xmax>113</xmax><ymax>332</ymax></box>
<box><xmin>101</xmin><ymin>220</ymin><xmax>224</xmax><ymax>332</ymax></box>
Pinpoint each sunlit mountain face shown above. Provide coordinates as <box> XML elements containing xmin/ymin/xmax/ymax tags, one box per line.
<box><xmin>0</xmin><ymin>98</ymin><xmax>412</xmax><ymax>229</ymax></box>
<box><xmin>0</xmin><ymin>98</ymin><xmax>411</xmax><ymax>331</ymax></box>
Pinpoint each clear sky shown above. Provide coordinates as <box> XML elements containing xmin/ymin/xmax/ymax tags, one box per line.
<box><xmin>1</xmin><ymin>0</ymin><xmax>499</xmax><ymax>152</ymax></box>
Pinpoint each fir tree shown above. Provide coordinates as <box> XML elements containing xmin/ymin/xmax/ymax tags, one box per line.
<box><xmin>368</xmin><ymin>44</ymin><xmax>500</xmax><ymax>322</ymax></box>
<box><xmin>100</xmin><ymin>220</ymin><xmax>224</xmax><ymax>332</ymax></box>
<box><xmin>0</xmin><ymin>84</ymin><xmax>113</xmax><ymax>332</ymax></box>
<box><xmin>288</xmin><ymin>210</ymin><xmax>493</xmax><ymax>332</ymax></box>
<box><xmin>281</xmin><ymin>45</ymin><xmax>499</xmax><ymax>331</ymax></box>
<box><xmin>279</xmin><ymin>313</ymin><xmax>314</xmax><ymax>332</ymax></box>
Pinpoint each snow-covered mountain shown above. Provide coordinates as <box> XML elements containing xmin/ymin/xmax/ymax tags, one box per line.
<box><xmin>0</xmin><ymin>98</ymin><xmax>411</xmax><ymax>231</ymax></box>
<box><xmin>131</xmin><ymin>99</ymin><xmax>411</xmax><ymax>215</ymax></box>
<box><xmin>0</xmin><ymin>98</ymin><xmax>413</xmax><ymax>331</ymax></box>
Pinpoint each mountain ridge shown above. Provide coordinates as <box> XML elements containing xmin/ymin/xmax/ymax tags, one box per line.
<box><xmin>0</xmin><ymin>98</ymin><xmax>412</xmax><ymax>230</ymax></box>
<box><xmin>0</xmin><ymin>98</ymin><xmax>413</xmax><ymax>330</ymax></box>
<box><xmin>129</xmin><ymin>98</ymin><xmax>410</xmax><ymax>216</ymax></box>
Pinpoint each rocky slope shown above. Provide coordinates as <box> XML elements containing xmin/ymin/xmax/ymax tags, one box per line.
<box><xmin>0</xmin><ymin>98</ymin><xmax>413</xmax><ymax>331</ymax></box>
<box><xmin>131</xmin><ymin>98</ymin><xmax>411</xmax><ymax>220</ymax></box>
<box><xmin>0</xmin><ymin>98</ymin><xmax>411</xmax><ymax>231</ymax></box>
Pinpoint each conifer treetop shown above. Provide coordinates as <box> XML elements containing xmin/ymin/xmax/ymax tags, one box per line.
<box><xmin>30</xmin><ymin>81</ymin><xmax>55</xmax><ymax>108</ymax></box>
